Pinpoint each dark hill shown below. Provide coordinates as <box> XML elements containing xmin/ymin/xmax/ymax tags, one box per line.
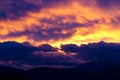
<box><xmin>1</xmin><ymin>62</ymin><xmax>120</xmax><ymax>80</ymax></box>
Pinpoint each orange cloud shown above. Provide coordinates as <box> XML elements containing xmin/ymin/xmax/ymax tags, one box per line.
<box><xmin>0</xmin><ymin>0</ymin><xmax>120</xmax><ymax>47</ymax></box>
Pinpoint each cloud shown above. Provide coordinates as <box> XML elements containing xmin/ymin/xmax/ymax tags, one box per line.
<box><xmin>0</xmin><ymin>41</ymin><xmax>35</xmax><ymax>61</ymax></box>
<box><xmin>61</xmin><ymin>41</ymin><xmax>120</xmax><ymax>63</ymax></box>
<box><xmin>37</xmin><ymin>44</ymin><xmax>57</xmax><ymax>52</ymax></box>
<box><xmin>0</xmin><ymin>0</ymin><xmax>40</xmax><ymax>20</ymax></box>
<box><xmin>61</xmin><ymin>44</ymin><xmax>79</xmax><ymax>53</ymax></box>
<box><xmin>0</xmin><ymin>0</ymin><xmax>69</xmax><ymax>20</ymax></box>
<box><xmin>0</xmin><ymin>16</ymin><xmax>94</xmax><ymax>41</ymax></box>
<box><xmin>1</xmin><ymin>41</ymin><xmax>120</xmax><ymax>69</ymax></box>
<box><xmin>0</xmin><ymin>41</ymin><xmax>81</xmax><ymax>69</ymax></box>
<box><xmin>0</xmin><ymin>0</ymin><xmax>120</xmax><ymax>47</ymax></box>
<box><xmin>0</xmin><ymin>0</ymin><xmax>120</xmax><ymax>70</ymax></box>
<box><xmin>96</xmin><ymin>0</ymin><xmax>120</xmax><ymax>8</ymax></box>
<box><xmin>0</xmin><ymin>41</ymin><xmax>58</xmax><ymax>60</ymax></box>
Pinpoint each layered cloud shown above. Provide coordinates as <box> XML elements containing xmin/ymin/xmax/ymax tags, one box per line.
<box><xmin>0</xmin><ymin>41</ymin><xmax>81</xmax><ymax>69</ymax></box>
<box><xmin>0</xmin><ymin>0</ymin><xmax>120</xmax><ymax>47</ymax></box>
<box><xmin>61</xmin><ymin>41</ymin><xmax>120</xmax><ymax>63</ymax></box>
<box><xmin>1</xmin><ymin>41</ymin><xmax>120</xmax><ymax>69</ymax></box>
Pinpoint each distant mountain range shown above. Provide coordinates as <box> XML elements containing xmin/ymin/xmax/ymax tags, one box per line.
<box><xmin>0</xmin><ymin>62</ymin><xmax>120</xmax><ymax>80</ymax></box>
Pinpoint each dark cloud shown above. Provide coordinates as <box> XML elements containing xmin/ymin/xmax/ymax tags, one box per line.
<box><xmin>2</xmin><ymin>26</ymin><xmax>74</xmax><ymax>41</ymax></box>
<box><xmin>61</xmin><ymin>44</ymin><xmax>79</xmax><ymax>53</ymax></box>
<box><xmin>40</xmin><ymin>0</ymin><xmax>69</xmax><ymax>7</ymax></box>
<box><xmin>61</xmin><ymin>41</ymin><xmax>120</xmax><ymax>63</ymax></box>
<box><xmin>0</xmin><ymin>41</ymin><xmax>79</xmax><ymax>69</ymax></box>
<box><xmin>37</xmin><ymin>44</ymin><xmax>57</xmax><ymax>52</ymax></box>
<box><xmin>41</xmin><ymin>0</ymin><xmax>65</xmax><ymax>4</ymax></box>
<box><xmin>0</xmin><ymin>0</ymin><xmax>41</xmax><ymax>20</ymax></box>
<box><xmin>96</xmin><ymin>0</ymin><xmax>120</xmax><ymax>8</ymax></box>
<box><xmin>1</xmin><ymin>41</ymin><xmax>120</xmax><ymax>69</ymax></box>
<box><xmin>0</xmin><ymin>41</ymin><xmax>35</xmax><ymax>61</ymax></box>
<box><xmin>97</xmin><ymin>0</ymin><xmax>111</xmax><ymax>8</ymax></box>
<box><xmin>0</xmin><ymin>41</ymin><xmax>57</xmax><ymax>61</ymax></box>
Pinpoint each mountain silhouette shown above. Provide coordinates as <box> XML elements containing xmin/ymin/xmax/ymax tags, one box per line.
<box><xmin>0</xmin><ymin>65</ymin><xmax>33</xmax><ymax>80</ymax></box>
<box><xmin>1</xmin><ymin>62</ymin><xmax>120</xmax><ymax>80</ymax></box>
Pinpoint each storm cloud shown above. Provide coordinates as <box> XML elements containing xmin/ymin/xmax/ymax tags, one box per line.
<box><xmin>61</xmin><ymin>41</ymin><xmax>120</xmax><ymax>63</ymax></box>
<box><xmin>0</xmin><ymin>41</ymin><xmax>80</xmax><ymax>69</ymax></box>
<box><xmin>0</xmin><ymin>41</ymin><xmax>120</xmax><ymax>69</ymax></box>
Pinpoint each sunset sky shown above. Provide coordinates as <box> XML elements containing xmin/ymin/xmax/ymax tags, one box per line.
<box><xmin>0</xmin><ymin>0</ymin><xmax>120</xmax><ymax>47</ymax></box>
<box><xmin>0</xmin><ymin>0</ymin><xmax>120</xmax><ymax>69</ymax></box>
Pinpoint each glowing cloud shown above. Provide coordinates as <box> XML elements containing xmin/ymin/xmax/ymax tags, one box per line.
<box><xmin>0</xmin><ymin>0</ymin><xmax>120</xmax><ymax>47</ymax></box>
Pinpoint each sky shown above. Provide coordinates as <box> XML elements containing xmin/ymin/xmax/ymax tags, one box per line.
<box><xmin>0</xmin><ymin>0</ymin><xmax>120</xmax><ymax>69</ymax></box>
<box><xmin>0</xmin><ymin>0</ymin><xmax>120</xmax><ymax>47</ymax></box>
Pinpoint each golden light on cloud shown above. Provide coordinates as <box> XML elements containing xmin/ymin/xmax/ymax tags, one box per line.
<box><xmin>0</xmin><ymin>0</ymin><xmax>120</xmax><ymax>47</ymax></box>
